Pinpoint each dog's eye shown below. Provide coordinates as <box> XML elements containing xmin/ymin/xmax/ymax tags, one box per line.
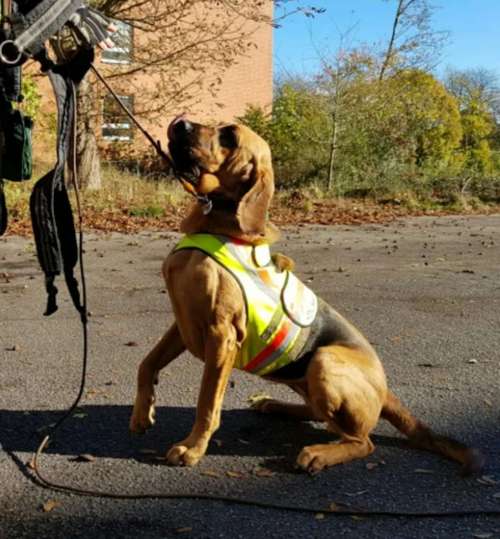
<box><xmin>219</xmin><ymin>125</ymin><xmax>237</xmax><ymax>150</ymax></box>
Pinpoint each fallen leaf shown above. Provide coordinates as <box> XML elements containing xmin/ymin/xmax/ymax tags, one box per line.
<box><xmin>345</xmin><ymin>490</ymin><xmax>368</xmax><ymax>497</ymax></box>
<box><xmin>201</xmin><ymin>470</ymin><xmax>221</xmax><ymax>478</ymax></box>
<box><xmin>125</xmin><ymin>341</ymin><xmax>138</xmax><ymax>347</ymax></box>
<box><xmin>226</xmin><ymin>471</ymin><xmax>245</xmax><ymax>478</ymax></box>
<box><xmin>254</xmin><ymin>468</ymin><xmax>276</xmax><ymax>478</ymax></box>
<box><xmin>238</xmin><ymin>438</ymin><xmax>250</xmax><ymax>445</ymax></box>
<box><xmin>366</xmin><ymin>462</ymin><xmax>378</xmax><ymax>470</ymax></box>
<box><xmin>478</xmin><ymin>475</ymin><xmax>498</xmax><ymax>486</ymax></box>
<box><xmin>6</xmin><ymin>344</ymin><xmax>19</xmax><ymax>351</ymax></box>
<box><xmin>467</xmin><ymin>359</ymin><xmax>478</xmax><ymax>364</ymax></box>
<box><xmin>350</xmin><ymin>515</ymin><xmax>365</xmax><ymax>521</ymax></box>
<box><xmin>72</xmin><ymin>454</ymin><xmax>96</xmax><ymax>463</ymax></box>
<box><xmin>472</xmin><ymin>533</ymin><xmax>493</xmax><ymax>539</ymax></box>
<box><xmin>483</xmin><ymin>399</ymin><xmax>493</xmax><ymax>407</ymax></box>
<box><xmin>212</xmin><ymin>439</ymin><xmax>223</xmax><ymax>448</ymax></box>
<box><xmin>42</xmin><ymin>500</ymin><xmax>60</xmax><ymax>513</ymax></box>
<box><xmin>73</xmin><ymin>412</ymin><xmax>87</xmax><ymax>419</ymax></box>
<box><xmin>414</xmin><ymin>468</ymin><xmax>434</xmax><ymax>474</ymax></box>
<box><xmin>247</xmin><ymin>393</ymin><xmax>272</xmax><ymax>405</ymax></box>
<box><xmin>315</xmin><ymin>513</ymin><xmax>325</xmax><ymax>520</ymax></box>
<box><xmin>175</xmin><ymin>527</ymin><xmax>193</xmax><ymax>534</ymax></box>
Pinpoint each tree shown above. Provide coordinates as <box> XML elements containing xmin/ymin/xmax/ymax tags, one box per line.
<box><xmin>444</xmin><ymin>68</ymin><xmax>499</xmax><ymax>172</ymax></box>
<box><xmin>70</xmin><ymin>0</ymin><xmax>322</xmax><ymax>189</ymax></box>
<box><xmin>378</xmin><ymin>0</ymin><xmax>448</xmax><ymax>80</ymax></box>
<box><xmin>240</xmin><ymin>80</ymin><xmax>331</xmax><ymax>188</ymax></box>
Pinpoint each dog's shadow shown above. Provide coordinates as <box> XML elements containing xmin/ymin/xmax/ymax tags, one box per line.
<box><xmin>0</xmin><ymin>404</ymin><xmax>408</xmax><ymax>467</ymax></box>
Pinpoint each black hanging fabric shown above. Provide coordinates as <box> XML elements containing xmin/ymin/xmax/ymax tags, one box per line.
<box><xmin>29</xmin><ymin>47</ymin><xmax>93</xmax><ymax>316</ymax></box>
<box><xmin>0</xmin><ymin>0</ymin><xmax>113</xmax><ymax>315</ymax></box>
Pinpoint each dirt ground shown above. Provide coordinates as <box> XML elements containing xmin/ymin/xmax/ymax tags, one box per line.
<box><xmin>1</xmin><ymin>214</ymin><xmax>499</xmax><ymax>538</ymax></box>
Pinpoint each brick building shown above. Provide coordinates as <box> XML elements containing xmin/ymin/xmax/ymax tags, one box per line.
<box><xmin>32</xmin><ymin>2</ymin><xmax>273</xmax><ymax>162</ymax></box>
<box><xmin>95</xmin><ymin>2</ymin><xmax>273</xmax><ymax>149</ymax></box>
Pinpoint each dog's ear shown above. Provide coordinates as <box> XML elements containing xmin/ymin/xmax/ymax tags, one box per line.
<box><xmin>236</xmin><ymin>151</ymin><xmax>274</xmax><ymax>236</ymax></box>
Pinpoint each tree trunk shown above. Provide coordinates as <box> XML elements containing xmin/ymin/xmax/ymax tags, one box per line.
<box><xmin>71</xmin><ymin>76</ymin><xmax>101</xmax><ymax>190</ymax></box>
<box><xmin>379</xmin><ymin>0</ymin><xmax>405</xmax><ymax>81</ymax></box>
<box><xmin>327</xmin><ymin>112</ymin><xmax>338</xmax><ymax>192</ymax></box>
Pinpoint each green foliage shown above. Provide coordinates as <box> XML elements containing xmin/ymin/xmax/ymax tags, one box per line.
<box><xmin>240</xmin><ymin>62</ymin><xmax>499</xmax><ymax>203</ymax></box>
<box><xmin>19</xmin><ymin>74</ymin><xmax>41</xmax><ymax>120</ymax></box>
<box><xmin>240</xmin><ymin>83</ymin><xmax>331</xmax><ymax>187</ymax></box>
<box><xmin>459</xmin><ymin>99</ymin><xmax>495</xmax><ymax>173</ymax></box>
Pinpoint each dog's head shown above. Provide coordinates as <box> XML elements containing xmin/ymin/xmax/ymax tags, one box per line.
<box><xmin>168</xmin><ymin>116</ymin><xmax>274</xmax><ymax>236</ymax></box>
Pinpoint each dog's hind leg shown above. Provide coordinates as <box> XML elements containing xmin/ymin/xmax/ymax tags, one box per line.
<box><xmin>252</xmin><ymin>398</ymin><xmax>319</xmax><ymax>420</ymax></box>
<box><xmin>130</xmin><ymin>323</ymin><xmax>185</xmax><ymax>434</ymax></box>
<box><xmin>296</xmin><ymin>345</ymin><xmax>384</xmax><ymax>473</ymax></box>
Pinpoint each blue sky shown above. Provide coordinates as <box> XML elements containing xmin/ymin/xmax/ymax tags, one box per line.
<box><xmin>273</xmin><ymin>0</ymin><xmax>500</xmax><ymax>80</ymax></box>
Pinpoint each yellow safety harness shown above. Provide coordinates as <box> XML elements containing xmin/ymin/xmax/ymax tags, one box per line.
<box><xmin>175</xmin><ymin>234</ymin><xmax>318</xmax><ymax>376</ymax></box>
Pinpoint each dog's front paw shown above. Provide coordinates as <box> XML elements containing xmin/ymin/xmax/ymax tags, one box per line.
<box><xmin>129</xmin><ymin>394</ymin><xmax>156</xmax><ymax>434</ymax></box>
<box><xmin>296</xmin><ymin>445</ymin><xmax>330</xmax><ymax>474</ymax></box>
<box><xmin>166</xmin><ymin>443</ymin><xmax>204</xmax><ymax>467</ymax></box>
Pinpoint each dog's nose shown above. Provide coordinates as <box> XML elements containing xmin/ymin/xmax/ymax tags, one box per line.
<box><xmin>168</xmin><ymin>115</ymin><xmax>193</xmax><ymax>141</ymax></box>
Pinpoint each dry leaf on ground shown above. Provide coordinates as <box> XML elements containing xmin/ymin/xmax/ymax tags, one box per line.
<box><xmin>247</xmin><ymin>393</ymin><xmax>272</xmax><ymax>405</ymax></box>
<box><xmin>72</xmin><ymin>454</ymin><xmax>96</xmax><ymax>463</ymax></box>
<box><xmin>42</xmin><ymin>500</ymin><xmax>60</xmax><ymax>513</ymax></box>
<box><xmin>254</xmin><ymin>468</ymin><xmax>276</xmax><ymax>478</ymax></box>
<box><xmin>226</xmin><ymin>471</ymin><xmax>245</xmax><ymax>478</ymax></box>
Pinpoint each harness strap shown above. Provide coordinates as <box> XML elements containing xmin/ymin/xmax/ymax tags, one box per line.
<box><xmin>0</xmin><ymin>179</ymin><xmax>6</xmax><ymax>235</ymax></box>
<box><xmin>30</xmin><ymin>47</ymin><xmax>93</xmax><ymax>316</ymax></box>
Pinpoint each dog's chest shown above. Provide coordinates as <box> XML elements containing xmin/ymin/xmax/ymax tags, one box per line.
<box><xmin>174</xmin><ymin>234</ymin><xmax>318</xmax><ymax>376</ymax></box>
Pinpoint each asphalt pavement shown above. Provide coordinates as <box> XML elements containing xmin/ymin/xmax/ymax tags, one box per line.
<box><xmin>1</xmin><ymin>214</ymin><xmax>499</xmax><ymax>539</ymax></box>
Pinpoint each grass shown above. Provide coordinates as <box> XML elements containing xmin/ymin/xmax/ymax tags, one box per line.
<box><xmin>3</xmin><ymin>162</ymin><xmax>499</xmax><ymax>236</ymax></box>
<box><xmin>3</xmin><ymin>163</ymin><xmax>190</xmax><ymax>235</ymax></box>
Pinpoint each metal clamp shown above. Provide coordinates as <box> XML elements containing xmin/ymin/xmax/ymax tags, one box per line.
<box><xmin>0</xmin><ymin>39</ymin><xmax>22</xmax><ymax>65</ymax></box>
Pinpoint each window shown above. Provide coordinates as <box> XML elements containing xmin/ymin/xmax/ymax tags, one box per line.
<box><xmin>102</xmin><ymin>95</ymin><xmax>134</xmax><ymax>141</ymax></box>
<box><xmin>101</xmin><ymin>20</ymin><xmax>133</xmax><ymax>64</ymax></box>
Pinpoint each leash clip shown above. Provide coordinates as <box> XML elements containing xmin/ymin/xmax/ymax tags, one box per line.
<box><xmin>198</xmin><ymin>195</ymin><xmax>213</xmax><ymax>215</ymax></box>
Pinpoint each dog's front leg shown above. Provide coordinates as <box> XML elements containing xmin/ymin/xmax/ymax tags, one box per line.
<box><xmin>130</xmin><ymin>323</ymin><xmax>186</xmax><ymax>434</ymax></box>
<box><xmin>166</xmin><ymin>324</ymin><xmax>236</xmax><ymax>467</ymax></box>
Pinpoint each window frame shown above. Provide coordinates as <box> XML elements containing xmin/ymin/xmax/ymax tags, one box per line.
<box><xmin>101</xmin><ymin>19</ymin><xmax>133</xmax><ymax>65</ymax></box>
<box><xmin>102</xmin><ymin>94</ymin><xmax>135</xmax><ymax>142</ymax></box>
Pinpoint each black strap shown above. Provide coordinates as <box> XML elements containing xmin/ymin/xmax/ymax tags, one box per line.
<box><xmin>0</xmin><ymin>179</ymin><xmax>6</xmax><ymax>235</ymax></box>
<box><xmin>29</xmin><ymin>46</ymin><xmax>93</xmax><ymax>316</ymax></box>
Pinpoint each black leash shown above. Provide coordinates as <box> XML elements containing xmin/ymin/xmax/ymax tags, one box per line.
<box><xmin>29</xmin><ymin>61</ymin><xmax>500</xmax><ymax>521</ymax></box>
<box><xmin>89</xmin><ymin>63</ymin><xmax>213</xmax><ymax>212</ymax></box>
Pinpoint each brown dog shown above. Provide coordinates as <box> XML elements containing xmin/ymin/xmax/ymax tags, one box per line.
<box><xmin>129</xmin><ymin>118</ymin><xmax>483</xmax><ymax>474</ymax></box>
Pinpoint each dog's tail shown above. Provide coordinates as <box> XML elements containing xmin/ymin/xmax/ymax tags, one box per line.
<box><xmin>381</xmin><ymin>390</ymin><xmax>484</xmax><ymax>475</ymax></box>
